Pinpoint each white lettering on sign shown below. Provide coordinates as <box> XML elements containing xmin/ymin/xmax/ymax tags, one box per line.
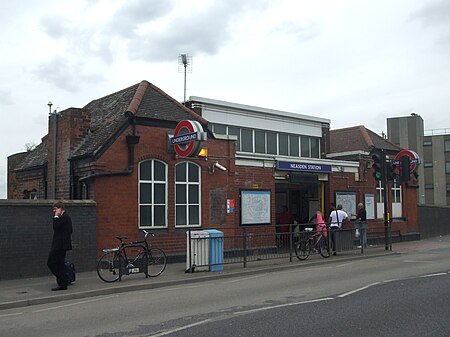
<box><xmin>308</xmin><ymin>164</ymin><xmax>321</xmax><ymax>170</ymax></box>
<box><xmin>171</xmin><ymin>132</ymin><xmax>197</xmax><ymax>145</ymax></box>
<box><xmin>290</xmin><ymin>163</ymin><xmax>307</xmax><ymax>170</ymax></box>
<box><xmin>289</xmin><ymin>163</ymin><xmax>322</xmax><ymax>171</ymax></box>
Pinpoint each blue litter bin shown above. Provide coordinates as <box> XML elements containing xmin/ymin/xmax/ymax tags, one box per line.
<box><xmin>204</xmin><ymin>230</ymin><xmax>224</xmax><ymax>271</ymax></box>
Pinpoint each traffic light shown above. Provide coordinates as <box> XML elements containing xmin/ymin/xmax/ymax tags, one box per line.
<box><xmin>385</xmin><ymin>161</ymin><xmax>397</xmax><ymax>181</ymax></box>
<box><xmin>400</xmin><ymin>155</ymin><xmax>411</xmax><ymax>182</ymax></box>
<box><xmin>371</xmin><ymin>150</ymin><xmax>383</xmax><ymax>181</ymax></box>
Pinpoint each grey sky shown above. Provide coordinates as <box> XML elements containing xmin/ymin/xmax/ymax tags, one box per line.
<box><xmin>1</xmin><ymin>0</ymin><xmax>449</xmax><ymax>198</ymax></box>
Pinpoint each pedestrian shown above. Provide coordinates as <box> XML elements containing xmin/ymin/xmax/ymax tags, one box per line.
<box><xmin>356</xmin><ymin>202</ymin><xmax>368</xmax><ymax>249</ymax></box>
<box><xmin>277</xmin><ymin>206</ymin><xmax>292</xmax><ymax>247</ymax></box>
<box><xmin>328</xmin><ymin>204</ymin><xmax>348</xmax><ymax>255</ymax></box>
<box><xmin>47</xmin><ymin>201</ymin><xmax>73</xmax><ymax>291</ymax></box>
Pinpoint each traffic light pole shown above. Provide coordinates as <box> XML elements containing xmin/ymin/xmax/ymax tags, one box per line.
<box><xmin>380</xmin><ymin>149</ymin><xmax>389</xmax><ymax>251</ymax></box>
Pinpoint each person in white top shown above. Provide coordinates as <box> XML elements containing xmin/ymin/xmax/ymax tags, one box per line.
<box><xmin>328</xmin><ymin>204</ymin><xmax>348</xmax><ymax>255</ymax></box>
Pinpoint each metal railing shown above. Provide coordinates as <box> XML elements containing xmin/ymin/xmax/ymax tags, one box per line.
<box><xmin>186</xmin><ymin>223</ymin><xmax>396</xmax><ymax>271</ymax></box>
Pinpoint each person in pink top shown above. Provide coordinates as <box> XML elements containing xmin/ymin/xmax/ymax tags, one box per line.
<box><xmin>314</xmin><ymin>211</ymin><xmax>327</xmax><ymax>237</ymax></box>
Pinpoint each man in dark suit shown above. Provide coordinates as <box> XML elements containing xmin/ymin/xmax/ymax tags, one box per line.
<box><xmin>47</xmin><ymin>201</ymin><xmax>73</xmax><ymax>291</ymax></box>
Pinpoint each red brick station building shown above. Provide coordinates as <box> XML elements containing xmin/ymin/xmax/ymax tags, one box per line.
<box><xmin>7</xmin><ymin>80</ymin><xmax>419</xmax><ymax>254</ymax></box>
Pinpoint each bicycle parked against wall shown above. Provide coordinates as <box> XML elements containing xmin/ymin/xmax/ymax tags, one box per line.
<box><xmin>295</xmin><ymin>227</ymin><xmax>330</xmax><ymax>260</ymax></box>
<box><xmin>97</xmin><ymin>230</ymin><xmax>167</xmax><ymax>282</ymax></box>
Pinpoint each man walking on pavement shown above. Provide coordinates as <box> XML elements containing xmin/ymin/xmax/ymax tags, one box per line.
<box><xmin>47</xmin><ymin>201</ymin><xmax>73</xmax><ymax>291</ymax></box>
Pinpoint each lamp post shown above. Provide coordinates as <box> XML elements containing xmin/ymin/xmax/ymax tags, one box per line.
<box><xmin>178</xmin><ymin>54</ymin><xmax>192</xmax><ymax>104</ymax></box>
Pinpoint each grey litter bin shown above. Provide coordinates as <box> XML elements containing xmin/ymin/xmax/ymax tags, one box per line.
<box><xmin>336</xmin><ymin>229</ymin><xmax>353</xmax><ymax>251</ymax></box>
<box><xmin>186</xmin><ymin>231</ymin><xmax>210</xmax><ymax>271</ymax></box>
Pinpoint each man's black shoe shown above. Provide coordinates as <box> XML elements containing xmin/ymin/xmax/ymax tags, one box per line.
<box><xmin>51</xmin><ymin>285</ymin><xmax>68</xmax><ymax>291</ymax></box>
<box><xmin>333</xmin><ymin>252</ymin><xmax>337</xmax><ymax>256</ymax></box>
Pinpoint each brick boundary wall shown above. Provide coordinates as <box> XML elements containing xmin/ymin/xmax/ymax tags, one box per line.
<box><xmin>0</xmin><ymin>199</ymin><xmax>96</xmax><ymax>280</ymax></box>
<box><xmin>418</xmin><ymin>205</ymin><xmax>450</xmax><ymax>239</ymax></box>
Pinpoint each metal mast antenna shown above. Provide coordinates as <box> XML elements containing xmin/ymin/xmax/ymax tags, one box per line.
<box><xmin>178</xmin><ymin>54</ymin><xmax>192</xmax><ymax>104</ymax></box>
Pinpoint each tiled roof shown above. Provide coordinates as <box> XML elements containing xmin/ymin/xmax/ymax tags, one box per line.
<box><xmin>330</xmin><ymin>125</ymin><xmax>401</xmax><ymax>154</ymax></box>
<box><xmin>15</xmin><ymin>81</ymin><xmax>209</xmax><ymax>169</ymax></box>
<box><xmin>14</xmin><ymin>136</ymin><xmax>48</xmax><ymax>171</ymax></box>
<box><xmin>72</xmin><ymin>80</ymin><xmax>207</xmax><ymax>158</ymax></box>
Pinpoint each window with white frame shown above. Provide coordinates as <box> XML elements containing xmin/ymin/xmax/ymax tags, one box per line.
<box><xmin>139</xmin><ymin>159</ymin><xmax>167</xmax><ymax>228</ymax></box>
<box><xmin>176</xmin><ymin>162</ymin><xmax>201</xmax><ymax>227</ymax></box>
<box><xmin>210</xmin><ymin>123</ymin><xmax>320</xmax><ymax>159</ymax></box>
<box><xmin>391</xmin><ymin>180</ymin><xmax>402</xmax><ymax>218</ymax></box>
<box><xmin>376</xmin><ymin>181</ymin><xmax>384</xmax><ymax>219</ymax></box>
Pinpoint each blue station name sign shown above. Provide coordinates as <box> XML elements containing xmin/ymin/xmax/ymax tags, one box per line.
<box><xmin>277</xmin><ymin>161</ymin><xmax>332</xmax><ymax>173</ymax></box>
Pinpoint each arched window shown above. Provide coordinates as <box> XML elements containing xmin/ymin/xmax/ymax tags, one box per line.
<box><xmin>139</xmin><ymin>159</ymin><xmax>167</xmax><ymax>228</ymax></box>
<box><xmin>175</xmin><ymin>162</ymin><xmax>201</xmax><ymax>227</ymax></box>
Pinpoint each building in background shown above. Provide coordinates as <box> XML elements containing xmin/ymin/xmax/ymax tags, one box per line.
<box><xmin>387</xmin><ymin>114</ymin><xmax>425</xmax><ymax>204</ymax></box>
<box><xmin>387</xmin><ymin>115</ymin><xmax>450</xmax><ymax>206</ymax></box>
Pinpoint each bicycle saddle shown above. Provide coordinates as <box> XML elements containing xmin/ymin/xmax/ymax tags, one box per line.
<box><xmin>116</xmin><ymin>236</ymin><xmax>128</xmax><ymax>241</ymax></box>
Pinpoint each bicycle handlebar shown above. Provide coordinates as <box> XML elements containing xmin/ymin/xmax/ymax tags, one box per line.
<box><xmin>115</xmin><ymin>230</ymin><xmax>155</xmax><ymax>245</ymax></box>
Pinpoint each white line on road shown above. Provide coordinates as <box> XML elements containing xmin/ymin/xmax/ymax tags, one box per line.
<box><xmin>234</xmin><ymin>297</ymin><xmax>334</xmax><ymax>315</ymax></box>
<box><xmin>419</xmin><ymin>272</ymin><xmax>447</xmax><ymax>278</ymax></box>
<box><xmin>0</xmin><ymin>312</ymin><xmax>23</xmax><ymax>318</ymax></box>
<box><xmin>147</xmin><ymin>319</ymin><xmax>213</xmax><ymax>337</ymax></box>
<box><xmin>403</xmin><ymin>260</ymin><xmax>433</xmax><ymax>263</ymax></box>
<box><xmin>32</xmin><ymin>295</ymin><xmax>118</xmax><ymax>313</ymax></box>
<box><xmin>338</xmin><ymin>282</ymin><xmax>380</xmax><ymax>298</ymax></box>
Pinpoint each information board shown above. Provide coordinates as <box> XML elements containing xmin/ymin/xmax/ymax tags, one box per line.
<box><xmin>240</xmin><ymin>190</ymin><xmax>271</xmax><ymax>226</ymax></box>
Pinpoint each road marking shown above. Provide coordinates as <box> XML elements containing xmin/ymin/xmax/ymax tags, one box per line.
<box><xmin>403</xmin><ymin>260</ymin><xmax>433</xmax><ymax>263</ymax></box>
<box><xmin>0</xmin><ymin>312</ymin><xmax>23</xmax><ymax>318</ymax></box>
<box><xmin>32</xmin><ymin>295</ymin><xmax>118</xmax><ymax>313</ymax></box>
<box><xmin>147</xmin><ymin>319</ymin><xmax>212</xmax><ymax>337</ymax></box>
<box><xmin>338</xmin><ymin>282</ymin><xmax>380</xmax><ymax>298</ymax></box>
<box><xmin>224</xmin><ymin>274</ymin><xmax>267</xmax><ymax>284</ymax></box>
<box><xmin>419</xmin><ymin>272</ymin><xmax>447</xmax><ymax>278</ymax></box>
<box><xmin>233</xmin><ymin>297</ymin><xmax>334</xmax><ymax>315</ymax></box>
<box><xmin>382</xmin><ymin>278</ymin><xmax>399</xmax><ymax>283</ymax></box>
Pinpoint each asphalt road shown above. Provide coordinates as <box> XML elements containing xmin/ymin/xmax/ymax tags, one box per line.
<box><xmin>1</xmin><ymin>248</ymin><xmax>449</xmax><ymax>337</ymax></box>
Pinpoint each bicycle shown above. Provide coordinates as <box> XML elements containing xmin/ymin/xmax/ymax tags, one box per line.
<box><xmin>295</xmin><ymin>227</ymin><xmax>331</xmax><ymax>260</ymax></box>
<box><xmin>97</xmin><ymin>230</ymin><xmax>167</xmax><ymax>282</ymax></box>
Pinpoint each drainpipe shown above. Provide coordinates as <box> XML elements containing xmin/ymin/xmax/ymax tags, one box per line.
<box><xmin>48</xmin><ymin>102</ymin><xmax>58</xmax><ymax>199</ymax></box>
<box><xmin>78</xmin><ymin>126</ymin><xmax>140</xmax><ymax>185</ymax></box>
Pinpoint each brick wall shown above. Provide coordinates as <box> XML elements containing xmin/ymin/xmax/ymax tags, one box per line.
<box><xmin>418</xmin><ymin>205</ymin><xmax>450</xmax><ymax>238</ymax></box>
<box><xmin>88</xmin><ymin>124</ymin><xmax>240</xmax><ymax>256</ymax></box>
<box><xmin>47</xmin><ymin>108</ymin><xmax>91</xmax><ymax>200</ymax></box>
<box><xmin>329</xmin><ymin>169</ymin><xmax>419</xmax><ymax>235</ymax></box>
<box><xmin>0</xmin><ymin>199</ymin><xmax>96</xmax><ymax>280</ymax></box>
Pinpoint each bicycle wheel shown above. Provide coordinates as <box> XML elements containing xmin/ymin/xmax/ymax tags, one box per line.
<box><xmin>319</xmin><ymin>237</ymin><xmax>331</xmax><ymax>258</ymax></box>
<box><xmin>144</xmin><ymin>248</ymin><xmax>167</xmax><ymax>277</ymax></box>
<box><xmin>97</xmin><ymin>249</ymin><xmax>124</xmax><ymax>282</ymax></box>
<box><xmin>295</xmin><ymin>240</ymin><xmax>311</xmax><ymax>261</ymax></box>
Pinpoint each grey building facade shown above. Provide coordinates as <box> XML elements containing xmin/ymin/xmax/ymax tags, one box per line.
<box><xmin>387</xmin><ymin>114</ymin><xmax>450</xmax><ymax>206</ymax></box>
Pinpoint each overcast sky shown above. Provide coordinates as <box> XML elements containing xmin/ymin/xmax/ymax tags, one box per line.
<box><xmin>1</xmin><ymin>0</ymin><xmax>449</xmax><ymax>198</ymax></box>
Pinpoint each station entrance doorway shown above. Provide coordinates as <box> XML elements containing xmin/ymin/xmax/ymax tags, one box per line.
<box><xmin>275</xmin><ymin>173</ymin><xmax>323</xmax><ymax>228</ymax></box>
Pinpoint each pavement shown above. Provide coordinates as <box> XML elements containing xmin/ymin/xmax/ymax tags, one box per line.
<box><xmin>2</xmin><ymin>235</ymin><xmax>450</xmax><ymax>311</ymax></box>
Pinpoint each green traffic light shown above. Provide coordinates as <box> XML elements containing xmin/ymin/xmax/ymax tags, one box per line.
<box><xmin>373</xmin><ymin>171</ymin><xmax>382</xmax><ymax>181</ymax></box>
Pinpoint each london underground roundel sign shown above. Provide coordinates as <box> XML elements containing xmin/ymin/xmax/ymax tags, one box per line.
<box><xmin>394</xmin><ymin>149</ymin><xmax>420</xmax><ymax>173</ymax></box>
<box><xmin>171</xmin><ymin>120</ymin><xmax>206</xmax><ymax>157</ymax></box>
